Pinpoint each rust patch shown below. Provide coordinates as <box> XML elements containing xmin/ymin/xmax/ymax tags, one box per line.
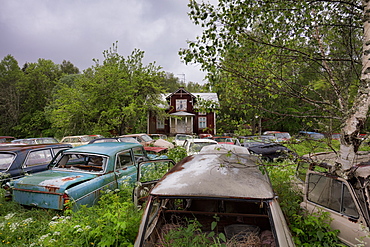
<box><xmin>45</xmin><ymin>186</ymin><xmax>58</xmax><ymax>193</ymax></box>
<box><xmin>61</xmin><ymin>176</ymin><xmax>81</xmax><ymax>181</ymax></box>
<box><xmin>151</xmin><ymin>156</ymin><xmax>194</xmax><ymax>184</ymax></box>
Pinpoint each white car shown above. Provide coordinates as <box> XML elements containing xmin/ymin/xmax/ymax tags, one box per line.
<box><xmin>173</xmin><ymin>134</ymin><xmax>194</xmax><ymax>147</ymax></box>
<box><xmin>60</xmin><ymin>135</ymin><xmax>101</xmax><ymax>147</ymax></box>
<box><xmin>200</xmin><ymin>143</ymin><xmax>250</xmax><ymax>154</ymax></box>
<box><xmin>183</xmin><ymin>138</ymin><xmax>218</xmax><ymax>155</ymax></box>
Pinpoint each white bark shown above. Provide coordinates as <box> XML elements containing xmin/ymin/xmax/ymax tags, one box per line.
<box><xmin>338</xmin><ymin>0</ymin><xmax>370</xmax><ymax>171</ymax></box>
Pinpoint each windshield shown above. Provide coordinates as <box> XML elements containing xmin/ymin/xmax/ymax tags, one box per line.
<box><xmin>119</xmin><ymin>137</ymin><xmax>140</xmax><ymax>143</ymax></box>
<box><xmin>37</xmin><ymin>138</ymin><xmax>58</xmax><ymax>144</ymax></box>
<box><xmin>54</xmin><ymin>153</ymin><xmax>107</xmax><ymax>173</ymax></box>
<box><xmin>275</xmin><ymin>133</ymin><xmax>291</xmax><ymax>139</ymax></box>
<box><xmin>140</xmin><ymin>135</ymin><xmax>153</xmax><ymax>142</ymax></box>
<box><xmin>214</xmin><ymin>137</ymin><xmax>232</xmax><ymax>142</ymax></box>
<box><xmin>177</xmin><ymin>135</ymin><xmax>192</xmax><ymax>140</ymax></box>
<box><xmin>190</xmin><ymin>142</ymin><xmax>217</xmax><ymax>153</ymax></box>
<box><xmin>0</xmin><ymin>153</ymin><xmax>15</xmax><ymax>170</ymax></box>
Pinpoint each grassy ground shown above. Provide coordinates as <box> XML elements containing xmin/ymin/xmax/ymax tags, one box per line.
<box><xmin>0</xmin><ymin>139</ymin><xmax>364</xmax><ymax>246</ymax></box>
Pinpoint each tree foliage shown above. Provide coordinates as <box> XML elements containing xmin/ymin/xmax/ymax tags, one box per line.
<box><xmin>47</xmin><ymin>44</ymin><xmax>166</xmax><ymax>137</ymax></box>
<box><xmin>181</xmin><ymin>0</ymin><xmax>366</xmax><ymax>169</ymax></box>
<box><xmin>0</xmin><ymin>55</ymin><xmax>24</xmax><ymax>136</ymax></box>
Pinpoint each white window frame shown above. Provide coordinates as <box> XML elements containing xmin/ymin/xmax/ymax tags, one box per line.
<box><xmin>199</xmin><ymin>117</ymin><xmax>207</xmax><ymax>129</ymax></box>
<box><xmin>176</xmin><ymin>99</ymin><xmax>187</xmax><ymax>111</ymax></box>
<box><xmin>157</xmin><ymin>118</ymin><xmax>165</xmax><ymax>129</ymax></box>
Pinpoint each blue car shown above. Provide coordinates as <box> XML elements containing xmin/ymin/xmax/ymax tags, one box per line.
<box><xmin>8</xmin><ymin>142</ymin><xmax>174</xmax><ymax>210</ymax></box>
<box><xmin>0</xmin><ymin>143</ymin><xmax>72</xmax><ymax>185</ymax></box>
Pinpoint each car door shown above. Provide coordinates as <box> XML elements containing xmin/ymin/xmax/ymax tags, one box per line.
<box><xmin>22</xmin><ymin>148</ymin><xmax>54</xmax><ymax>175</ymax></box>
<box><xmin>114</xmin><ymin>149</ymin><xmax>138</xmax><ymax>186</ymax></box>
<box><xmin>302</xmin><ymin>172</ymin><xmax>369</xmax><ymax>246</ymax></box>
<box><xmin>133</xmin><ymin>159</ymin><xmax>176</xmax><ymax>206</ymax></box>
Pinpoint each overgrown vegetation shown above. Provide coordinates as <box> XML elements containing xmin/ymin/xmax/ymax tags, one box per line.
<box><xmin>0</xmin><ymin>141</ymin><xmax>365</xmax><ymax>246</ymax></box>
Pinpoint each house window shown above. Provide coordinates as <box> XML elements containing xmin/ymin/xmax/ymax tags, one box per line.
<box><xmin>199</xmin><ymin>117</ymin><xmax>207</xmax><ymax>129</ymax></box>
<box><xmin>176</xmin><ymin>99</ymin><xmax>187</xmax><ymax>111</ymax></box>
<box><xmin>157</xmin><ymin>119</ymin><xmax>165</xmax><ymax>129</ymax></box>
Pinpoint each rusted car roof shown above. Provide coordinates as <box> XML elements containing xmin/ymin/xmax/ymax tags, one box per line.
<box><xmin>150</xmin><ymin>153</ymin><xmax>274</xmax><ymax>199</ymax></box>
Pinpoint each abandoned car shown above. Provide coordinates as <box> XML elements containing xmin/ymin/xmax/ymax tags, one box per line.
<box><xmin>0</xmin><ymin>143</ymin><xmax>72</xmax><ymax>185</ymax></box>
<box><xmin>7</xmin><ymin>142</ymin><xmax>173</xmax><ymax>210</ymax></box>
<box><xmin>297</xmin><ymin>151</ymin><xmax>370</xmax><ymax>246</ymax></box>
<box><xmin>119</xmin><ymin>134</ymin><xmax>174</xmax><ymax>149</ymax></box>
<box><xmin>182</xmin><ymin>138</ymin><xmax>218</xmax><ymax>156</ymax></box>
<box><xmin>134</xmin><ymin>152</ymin><xmax>295</xmax><ymax>246</ymax></box>
<box><xmin>60</xmin><ymin>135</ymin><xmax>98</xmax><ymax>147</ymax></box>
<box><xmin>236</xmin><ymin>136</ymin><xmax>295</xmax><ymax>161</ymax></box>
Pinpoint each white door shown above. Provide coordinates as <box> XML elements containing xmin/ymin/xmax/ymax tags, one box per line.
<box><xmin>176</xmin><ymin>118</ymin><xmax>186</xmax><ymax>133</ymax></box>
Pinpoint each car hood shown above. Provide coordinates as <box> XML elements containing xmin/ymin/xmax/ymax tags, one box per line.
<box><xmin>12</xmin><ymin>170</ymin><xmax>97</xmax><ymax>194</ymax></box>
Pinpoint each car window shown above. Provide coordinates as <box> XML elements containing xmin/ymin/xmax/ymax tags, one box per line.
<box><xmin>54</xmin><ymin>154</ymin><xmax>106</xmax><ymax>172</ymax></box>
<box><xmin>116</xmin><ymin>150</ymin><xmax>133</xmax><ymax>169</ymax></box>
<box><xmin>133</xmin><ymin>147</ymin><xmax>147</xmax><ymax>162</ymax></box>
<box><xmin>0</xmin><ymin>153</ymin><xmax>15</xmax><ymax>170</ymax></box>
<box><xmin>140</xmin><ymin>135</ymin><xmax>153</xmax><ymax>142</ymax></box>
<box><xmin>24</xmin><ymin>149</ymin><xmax>53</xmax><ymax>167</ymax></box>
<box><xmin>52</xmin><ymin>147</ymin><xmax>69</xmax><ymax>156</ymax></box>
<box><xmin>307</xmin><ymin>173</ymin><xmax>359</xmax><ymax>218</ymax></box>
<box><xmin>61</xmin><ymin>138</ymin><xmax>71</xmax><ymax>143</ymax></box>
<box><xmin>190</xmin><ymin>142</ymin><xmax>216</xmax><ymax>153</ymax></box>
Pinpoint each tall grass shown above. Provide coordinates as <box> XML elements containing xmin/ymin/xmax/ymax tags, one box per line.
<box><xmin>0</xmin><ymin>140</ymin><xmax>363</xmax><ymax>246</ymax></box>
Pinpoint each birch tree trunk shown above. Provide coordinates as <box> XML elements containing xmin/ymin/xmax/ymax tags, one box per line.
<box><xmin>338</xmin><ymin>0</ymin><xmax>370</xmax><ymax>171</ymax></box>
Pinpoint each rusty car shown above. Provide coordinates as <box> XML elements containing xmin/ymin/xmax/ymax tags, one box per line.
<box><xmin>7</xmin><ymin>142</ymin><xmax>174</xmax><ymax>210</ymax></box>
<box><xmin>0</xmin><ymin>143</ymin><xmax>72</xmax><ymax>185</ymax></box>
<box><xmin>297</xmin><ymin>151</ymin><xmax>370</xmax><ymax>246</ymax></box>
<box><xmin>134</xmin><ymin>151</ymin><xmax>295</xmax><ymax>246</ymax></box>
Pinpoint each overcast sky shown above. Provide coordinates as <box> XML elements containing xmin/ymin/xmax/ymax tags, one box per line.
<box><xmin>0</xmin><ymin>0</ymin><xmax>208</xmax><ymax>84</ymax></box>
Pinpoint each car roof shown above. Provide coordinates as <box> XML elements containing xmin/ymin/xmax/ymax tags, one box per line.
<box><xmin>186</xmin><ymin>138</ymin><xmax>218</xmax><ymax>143</ymax></box>
<box><xmin>200</xmin><ymin>144</ymin><xmax>249</xmax><ymax>154</ymax></box>
<box><xmin>119</xmin><ymin>133</ymin><xmax>147</xmax><ymax>137</ymax></box>
<box><xmin>0</xmin><ymin>143</ymin><xmax>71</xmax><ymax>152</ymax></box>
<box><xmin>150</xmin><ymin>153</ymin><xmax>274</xmax><ymax>199</ymax></box>
<box><xmin>64</xmin><ymin>142</ymin><xmax>143</xmax><ymax>156</ymax></box>
<box><xmin>303</xmin><ymin>151</ymin><xmax>370</xmax><ymax>179</ymax></box>
<box><xmin>61</xmin><ymin>135</ymin><xmax>89</xmax><ymax>139</ymax></box>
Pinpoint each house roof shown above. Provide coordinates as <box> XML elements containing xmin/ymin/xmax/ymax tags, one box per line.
<box><xmin>170</xmin><ymin>112</ymin><xmax>195</xmax><ymax>116</ymax></box>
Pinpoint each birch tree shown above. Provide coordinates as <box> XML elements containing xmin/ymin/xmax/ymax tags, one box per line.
<box><xmin>181</xmin><ymin>0</ymin><xmax>367</xmax><ymax>172</ymax></box>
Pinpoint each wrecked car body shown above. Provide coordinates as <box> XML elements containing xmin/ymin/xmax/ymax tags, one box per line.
<box><xmin>0</xmin><ymin>143</ymin><xmax>72</xmax><ymax>185</ymax></box>
<box><xmin>298</xmin><ymin>151</ymin><xmax>370</xmax><ymax>246</ymax></box>
<box><xmin>8</xmin><ymin>142</ymin><xmax>173</xmax><ymax>210</ymax></box>
<box><xmin>135</xmin><ymin>152</ymin><xmax>295</xmax><ymax>246</ymax></box>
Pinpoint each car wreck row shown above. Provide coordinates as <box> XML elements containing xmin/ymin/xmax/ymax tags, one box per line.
<box><xmin>6</xmin><ymin>142</ymin><xmax>175</xmax><ymax>210</ymax></box>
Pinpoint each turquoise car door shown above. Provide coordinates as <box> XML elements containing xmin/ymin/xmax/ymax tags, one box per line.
<box><xmin>115</xmin><ymin>150</ymin><xmax>138</xmax><ymax>186</ymax></box>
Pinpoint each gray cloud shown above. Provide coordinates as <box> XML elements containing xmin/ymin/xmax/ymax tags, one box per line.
<box><xmin>0</xmin><ymin>0</ymin><xmax>206</xmax><ymax>83</ymax></box>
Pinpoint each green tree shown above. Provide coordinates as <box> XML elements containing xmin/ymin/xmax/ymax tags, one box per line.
<box><xmin>15</xmin><ymin>59</ymin><xmax>63</xmax><ymax>137</ymax></box>
<box><xmin>60</xmin><ymin>60</ymin><xmax>80</xmax><ymax>75</ymax></box>
<box><xmin>0</xmin><ymin>55</ymin><xmax>24</xmax><ymax>136</ymax></box>
<box><xmin>161</xmin><ymin>72</ymin><xmax>185</xmax><ymax>93</ymax></box>
<box><xmin>48</xmin><ymin>44</ymin><xmax>166</xmax><ymax>137</ymax></box>
<box><xmin>181</xmin><ymin>0</ymin><xmax>366</xmax><ymax>171</ymax></box>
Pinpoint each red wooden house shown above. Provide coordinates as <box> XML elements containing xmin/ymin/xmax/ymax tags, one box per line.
<box><xmin>148</xmin><ymin>88</ymin><xmax>219</xmax><ymax>136</ymax></box>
